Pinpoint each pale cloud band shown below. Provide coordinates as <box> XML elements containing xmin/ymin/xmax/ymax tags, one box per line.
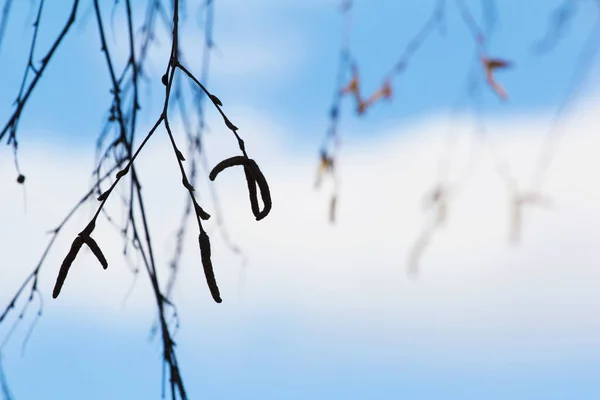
<box><xmin>0</xmin><ymin>94</ymin><xmax>599</xmax><ymax>363</ymax></box>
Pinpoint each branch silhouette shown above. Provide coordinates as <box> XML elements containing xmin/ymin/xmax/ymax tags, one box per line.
<box><xmin>0</xmin><ymin>1</ymin><xmax>272</xmax><ymax>398</ymax></box>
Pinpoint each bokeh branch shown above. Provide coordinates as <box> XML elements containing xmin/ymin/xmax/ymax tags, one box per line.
<box><xmin>317</xmin><ymin>0</ymin><xmax>599</xmax><ymax>276</ymax></box>
<box><xmin>0</xmin><ymin>354</ymin><xmax>14</xmax><ymax>400</ymax></box>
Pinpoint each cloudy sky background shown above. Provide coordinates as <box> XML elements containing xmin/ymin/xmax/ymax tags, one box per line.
<box><xmin>1</xmin><ymin>0</ymin><xmax>600</xmax><ymax>399</ymax></box>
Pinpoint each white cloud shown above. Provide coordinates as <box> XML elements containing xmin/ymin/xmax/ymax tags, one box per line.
<box><xmin>207</xmin><ymin>32</ymin><xmax>307</xmax><ymax>81</ymax></box>
<box><xmin>1</xmin><ymin>94</ymin><xmax>600</xmax><ymax>362</ymax></box>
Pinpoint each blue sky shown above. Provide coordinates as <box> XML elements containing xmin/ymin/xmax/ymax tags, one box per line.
<box><xmin>2</xmin><ymin>0</ymin><xmax>598</xmax><ymax>149</ymax></box>
<box><xmin>1</xmin><ymin>0</ymin><xmax>600</xmax><ymax>399</ymax></box>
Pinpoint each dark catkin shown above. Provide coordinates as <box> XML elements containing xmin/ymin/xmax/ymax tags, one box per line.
<box><xmin>247</xmin><ymin>160</ymin><xmax>271</xmax><ymax>221</ymax></box>
<box><xmin>243</xmin><ymin>164</ymin><xmax>260</xmax><ymax>217</ymax></box>
<box><xmin>80</xmin><ymin>235</ymin><xmax>108</xmax><ymax>269</ymax></box>
<box><xmin>52</xmin><ymin>236</ymin><xmax>85</xmax><ymax>299</ymax></box>
<box><xmin>209</xmin><ymin>156</ymin><xmax>272</xmax><ymax>220</ymax></box>
<box><xmin>198</xmin><ymin>231</ymin><xmax>222</xmax><ymax>303</ymax></box>
<box><xmin>208</xmin><ymin>156</ymin><xmax>247</xmax><ymax>181</ymax></box>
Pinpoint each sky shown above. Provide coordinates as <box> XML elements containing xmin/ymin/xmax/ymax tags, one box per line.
<box><xmin>1</xmin><ymin>0</ymin><xmax>600</xmax><ymax>399</ymax></box>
